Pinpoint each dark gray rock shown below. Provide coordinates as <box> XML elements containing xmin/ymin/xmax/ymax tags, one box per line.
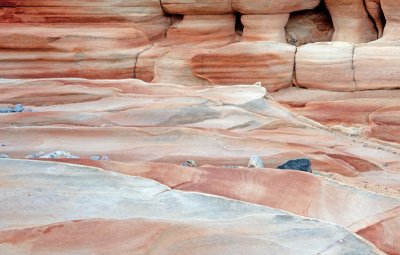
<box><xmin>181</xmin><ymin>160</ymin><xmax>197</xmax><ymax>167</ymax></box>
<box><xmin>277</xmin><ymin>158</ymin><xmax>312</xmax><ymax>173</ymax></box>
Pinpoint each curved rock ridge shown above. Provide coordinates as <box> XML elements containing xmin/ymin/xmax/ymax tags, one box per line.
<box><xmin>0</xmin><ymin>78</ymin><xmax>398</xmax><ymax>173</ymax></box>
<box><xmin>272</xmin><ymin>86</ymin><xmax>400</xmax><ymax>147</ymax></box>
<box><xmin>41</xmin><ymin>158</ymin><xmax>400</xmax><ymax>254</ymax></box>
<box><xmin>0</xmin><ymin>78</ymin><xmax>399</xmax><ymax>253</ymax></box>
<box><xmin>0</xmin><ymin>217</ymin><xmax>383</xmax><ymax>255</ymax></box>
<box><xmin>0</xmin><ymin>159</ymin><xmax>385</xmax><ymax>255</ymax></box>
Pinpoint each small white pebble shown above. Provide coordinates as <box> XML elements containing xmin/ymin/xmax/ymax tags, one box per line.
<box><xmin>248</xmin><ymin>155</ymin><xmax>264</xmax><ymax>168</ymax></box>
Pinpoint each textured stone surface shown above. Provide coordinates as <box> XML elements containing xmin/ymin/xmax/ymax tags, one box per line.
<box><xmin>324</xmin><ymin>0</ymin><xmax>377</xmax><ymax>43</ymax></box>
<box><xmin>272</xmin><ymin>86</ymin><xmax>400</xmax><ymax>148</ymax></box>
<box><xmin>1</xmin><ymin>1</ymin><xmax>400</xmax><ymax>254</ymax></box>
<box><xmin>0</xmin><ymin>24</ymin><xmax>151</xmax><ymax>79</ymax></box>
<box><xmin>354</xmin><ymin>42</ymin><xmax>400</xmax><ymax>90</ymax></box>
<box><xmin>138</xmin><ymin>14</ymin><xmax>236</xmax><ymax>84</ymax></box>
<box><xmin>0</xmin><ymin>159</ymin><xmax>385</xmax><ymax>255</ymax></box>
<box><xmin>295</xmin><ymin>42</ymin><xmax>356</xmax><ymax>91</ymax></box>
<box><xmin>277</xmin><ymin>158</ymin><xmax>312</xmax><ymax>172</ymax></box>
<box><xmin>285</xmin><ymin>6</ymin><xmax>334</xmax><ymax>46</ymax></box>
<box><xmin>232</xmin><ymin>0</ymin><xmax>321</xmax><ymax>14</ymax></box>
<box><xmin>191</xmin><ymin>42</ymin><xmax>296</xmax><ymax>91</ymax></box>
<box><xmin>1</xmin><ymin>78</ymin><xmax>400</xmax><ymax>253</ymax></box>
<box><xmin>380</xmin><ymin>0</ymin><xmax>400</xmax><ymax>41</ymax></box>
<box><xmin>241</xmin><ymin>14</ymin><xmax>289</xmax><ymax>43</ymax></box>
<box><xmin>0</xmin><ymin>0</ymin><xmax>170</xmax><ymax>79</ymax></box>
<box><xmin>161</xmin><ymin>0</ymin><xmax>233</xmax><ymax>15</ymax></box>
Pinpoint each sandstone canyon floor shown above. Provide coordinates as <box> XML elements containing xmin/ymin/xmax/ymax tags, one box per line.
<box><xmin>1</xmin><ymin>1</ymin><xmax>400</xmax><ymax>255</ymax></box>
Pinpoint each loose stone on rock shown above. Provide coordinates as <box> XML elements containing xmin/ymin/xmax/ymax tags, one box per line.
<box><xmin>26</xmin><ymin>152</ymin><xmax>46</xmax><ymax>159</ymax></box>
<box><xmin>0</xmin><ymin>104</ymin><xmax>25</xmax><ymax>113</ymax></box>
<box><xmin>90</xmin><ymin>155</ymin><xmax>110</xmax><ymax>161</ymax></box>
<box><xmin>248</xmin><ymin>155</ymin><xmax>264</xmax><ymax>168</ymax></box>
<box><xmin>181</xmin><ymin>160</ymin><xmax>197</xmax><ymax>167</ymax></box>
<box><xmin>277</xmin><ymin>158</ymin><xmax>312</xmax><ymax>173</ymax></box>
<box><xmin>26</xmin><ymin>151</ymin><xmax>80</xmax><ymax>159</ymax></box>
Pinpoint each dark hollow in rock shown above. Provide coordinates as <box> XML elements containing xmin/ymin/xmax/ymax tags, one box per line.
<box><xmin>277</xmin><ymin>158</ymin><xmax>312</xmax><ymax>173</ymax></box>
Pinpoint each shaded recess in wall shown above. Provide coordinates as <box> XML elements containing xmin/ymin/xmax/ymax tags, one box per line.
<box><xmin>285</xmin><ymin>1</ymin><xmax>334</xmax><ymax>46</ymax></box>
<box><xmin>235</xmin><ymin>12</ymin><xmax>244</xmax><ymax>36</ymax></box>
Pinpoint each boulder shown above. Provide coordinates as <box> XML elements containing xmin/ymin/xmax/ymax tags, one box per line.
<box><xmin>277</xmin><ymin>158</ymin><xmax>312</xmax><ymax>172</ymax></box>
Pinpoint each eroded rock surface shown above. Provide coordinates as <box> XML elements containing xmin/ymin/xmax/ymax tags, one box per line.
<box><xmin>0</xmin><ymin>159</ymin><xmax>385</xmax><ymax>255</ymax></box>
<box><xmin>1</xmin><ymin>1</ymin><xmax>400</xmax><ymax>254</ymax></box>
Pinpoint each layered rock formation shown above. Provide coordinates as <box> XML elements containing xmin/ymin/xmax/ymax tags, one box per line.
<box><xmin>0</xmin><ymin>159</ymin><xmax>385</xmax><ymax>255</ymax></box>
<box><xmin>1</xmin><ymin>0</ymin><xmax>399</xmax><ymax>91</ymax></box>
<box><xmin>1</xmin><ymin>1</ymin><xmax>400</xmax><ymax>255</ymax></box>
<box><xmin>0</xmin><ymin>0</ymin><xmax>170</xmax><ymax>78</ymax></box>
<box><xmin>1</xmin><ymin>78</ymin><xmax>400</xmax><ymax>254</ymax></box>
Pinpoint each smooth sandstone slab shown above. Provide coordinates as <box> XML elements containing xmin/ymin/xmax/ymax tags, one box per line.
<box><xmin>0</xmin><ymin>0</ymin><xmax>169</xmax><ymax>41</ymax></box>
<box><xmin>61</xmin><ymin>160</ymin><xmax>400</xmax><ymax>254</ymax></box>
<box><xmin>0</xmin><ymin>24</ymin><xmax>150</xmax><ymax>79</ymax></box>
<box><xmin>191</xmin><ymin>42</ymin><xmax>296</xmax><ymax>91</ymax></box>
<box><xmin>0</xmin><ymin>78</ymin><xmax>267</xmax><ymax>105</ymax></box>
<box><xmin>354</xmin><ymin>42</ymin><xmax>400</xmax><ymax>90</ymax></box>
<box><xmin>272</xmin><ymin>86</ymin><xmax>400</xmax><ymax>148</ymax></box>
<box><xmin>272</xmin><ymin>86</ymin><xmax>400</xmax><ymax>107</ymax></box>
<box><xmin>295</xmin><ymin>42</ymin><xmax>356</xmax><ymax>91</ymax></box>
<box><xmin>0</xmin><ymin>217</ymin><xmax>384</xmax><ymax>255</ymax></box>
<box><xmin>0</xmin><ymin>159</ymin><xmax>384</xmax><ymax>255</ymax></box>
<box><xmin>292</xmin><ymin>99</ymin><xmax>399</xmax><ymax>126</ymax></box>
<box><xmin>0</xmin><ymin>0</ymin><xmax>170</xmax><ymax>80</ymax></box>
<box><xmin>1</xmin><ymin>78</ymin><xmax>398</xmax><ymax>175</ymax></box>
